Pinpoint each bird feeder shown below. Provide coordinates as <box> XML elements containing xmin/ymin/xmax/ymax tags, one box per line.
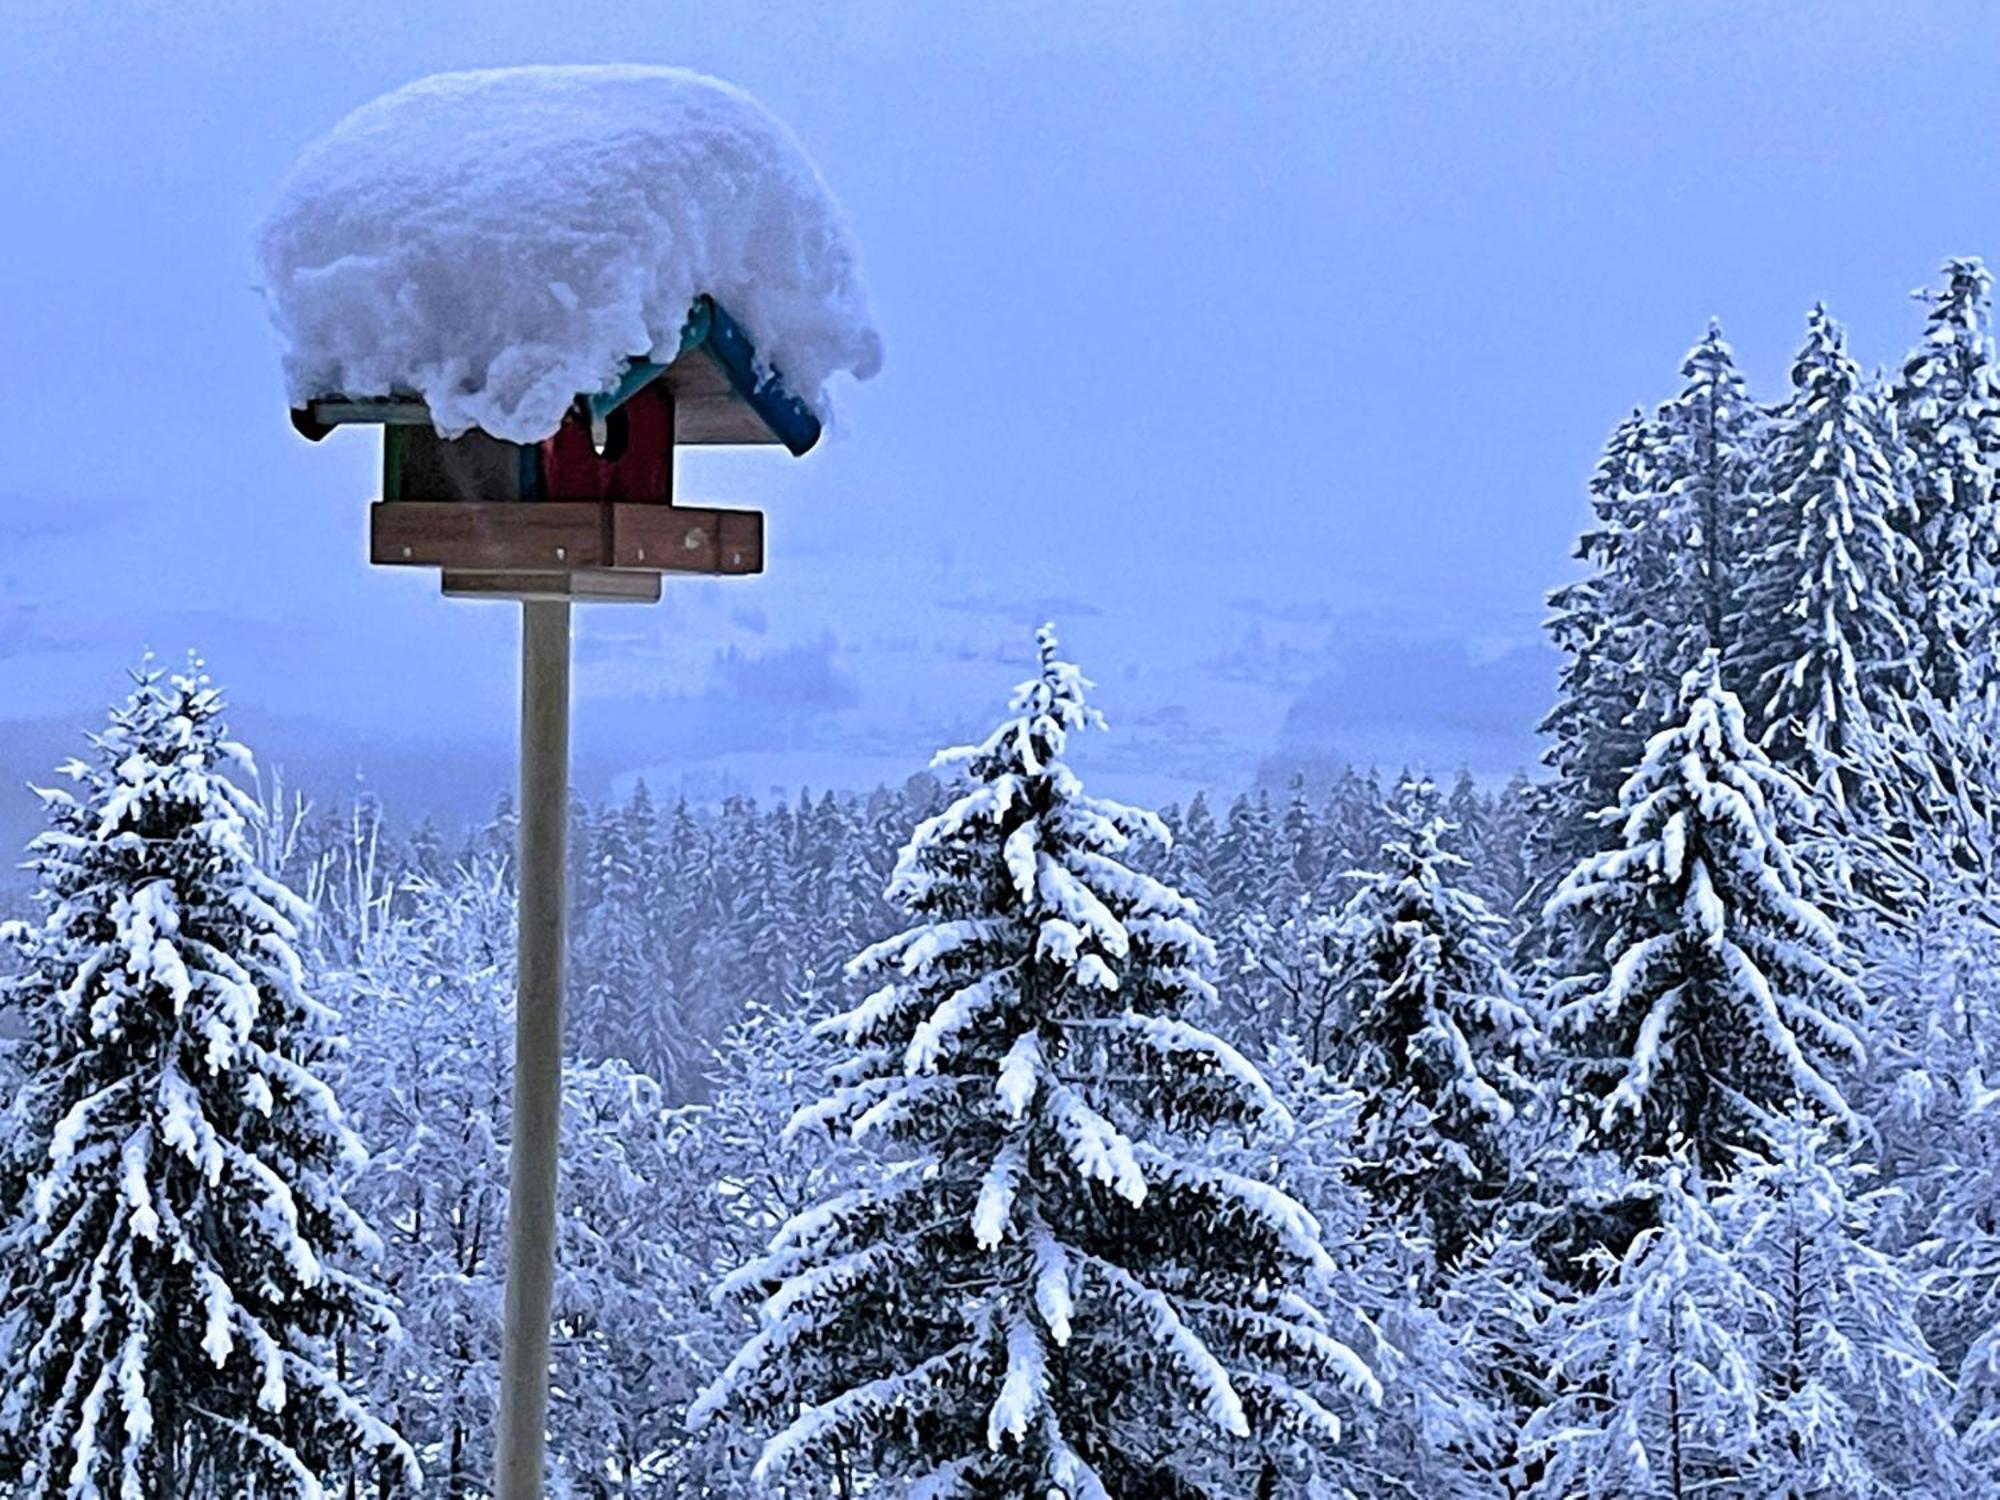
<box><xmin>263</xmin><ymin>62</ymin><xmax>878</xmax><ymax>1500</ymax></box>
<box><xmin>292</xmin><ymin>296</ymin><xmax>819</xmax><ymax>603</ymax></box>
<box><xmin>287</xmin><ymin>293</ymin><xmax>829</xmax><ymax>1500</ymax></box>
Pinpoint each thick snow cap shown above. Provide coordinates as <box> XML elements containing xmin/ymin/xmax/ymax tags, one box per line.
<box><xmin>256</xmin><ymin>66</ymin><xmax>882</xmax><ymax>443</ymax></box>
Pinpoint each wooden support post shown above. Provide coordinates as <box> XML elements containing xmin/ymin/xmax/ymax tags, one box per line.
<box><xmin>495</xmin><ymin>599</ymin><xmax>571</xmax><ymax>1500</ymax></box>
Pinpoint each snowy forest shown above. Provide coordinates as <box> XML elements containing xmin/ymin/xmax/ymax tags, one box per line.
<box><xmin>6</xmin><ymin>256</ymin><xmax>2000</xmax><ymax>1498</ymax></box>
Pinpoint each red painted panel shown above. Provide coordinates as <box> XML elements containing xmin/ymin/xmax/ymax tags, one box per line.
<box><xmin>540</xmin><ymin>384</ymin><xmax>676</xmax><ymax>503</ymax></box>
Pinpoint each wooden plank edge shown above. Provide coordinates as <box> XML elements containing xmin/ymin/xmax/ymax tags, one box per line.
<box><xmin>440</xmin><ymin>571</ymin><xmax>662</xmax><ymax>604</ymax></box>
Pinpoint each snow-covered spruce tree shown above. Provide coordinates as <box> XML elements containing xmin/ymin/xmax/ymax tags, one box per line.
<box><xmin>1479</xmin><ymin>771</ymin><xmax>1540</xmax><ymax>931</ymax></box>
<box><xmin>1731</xmin><ymin>303</ymin><xmax>1925</xmax><ymax>834</ymax></box>
<box><xmin>694</xmin><ymin>628</ymin><xmax>1379</xmax><ymax>1497</ymax></box>
<box><xmin>1520</xmin><ymin>1152</ymin><xmax>1765</xmax><ymax>1498</ymax></box>
<box><xmin>1892</xmin><ymin>257</ymin><xmax>2000</xmax><ymax>710</ymax></box>
<box><xmin>1720</xmin><ymin>1115</ymin><xmax>1962</xmax><ymax>1497</ymax></box>
<box><xmin>825</xmin><ymin>797</ymin><xmax>899</xmax><ymax>976</ymax></box>
<box><xmin>1329</xmin><ymin>778</ymin><xmax>1535</xmax><ymax>1268</ymax></box>
<box><xmin>1544</xmin><ymin>656</ymin><xmax>1864</xmax><ymax>1182</ymax></box>
<box><xmin>1162</xmin><ymin>793</ymin><xmax>1220</xmax><ymax>932</ymax></box>
<box><xmin>1279</xmin><ymin>775</ymin><xmax>1321</xmax><ymax>904</ymax></box>
<box><xmin>1538</xmin><ymin>408</ymin><xmax>1662</xmax><ymax>885</ymax></box>
<box><xmin>733</xmin><ymin>823</ymin><xmax>803</xmax><ymax>1030</ymax></box>
<box><xmin>0</xmin><ymin>660</ymin><xmax>414</xmax><ymax>1497</ymax></box>
<box><xmin>577</xmin><ymin>782</ymin><xmax>709</xmax><ymax>1100</ymax></box>
<box><xmin>1443</xmin><ymin>770</ymin><xmax>1487</xmax><ymax>871</ymax></box>
<box><xmin>574</xmin><ymin>786</ymin><xmax>654</xmax><ymax>1065</ymax></box>
<box><xmin>796</xmin><ymin>791</ymin><xmax>873</xmax><ymax>975</ymax></box>
<box><xmin>1540</xmin><ymin>329</ymin><xmax>1759</xmax><ymax>902</ymax></box>
<box><xmin>1252</xmin><ymin>1037</ymin><xmax>1508</xmax><ymax>1500</ymax></box>
<box><xmin>1652</xmin><ymin>322</ymin><xmax>1758</xmax><ymax>675</ymax></box>
<box><xmin>1321</xmin><ymin>769</ymin><xmax>1391</xmax><ymax>905</ymax></box>
<box><xmin>658</xmin><ymin>797</ymin><xmax>729</xmax><ymax>1099</ymax></box>
<box><xmin>1212</xmin><ymin>791</ymin><xmax>1279</xmax><ymax>921</ymax></box>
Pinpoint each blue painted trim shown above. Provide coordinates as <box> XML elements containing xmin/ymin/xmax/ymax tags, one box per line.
<box><xmin>586</xmin><ymin>357</ymin><xmax>674</xmax><ymax>422</ymax></box>
<box><xmin>586</xmin><ymin>296</ymin><xmax>824</xmax><ymax>456</ymax></box>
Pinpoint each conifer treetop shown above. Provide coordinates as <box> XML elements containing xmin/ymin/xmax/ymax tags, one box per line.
<box><xmin>1895</xmin><ymin>256</ymin><xmax>2000</xmax><ymax>707</ymax></box>
<box><xmin>0</xmin><ymin>657</ymin><xmax>415</xmax><ymax>1498</ymax></box>
<box><xmin>1740</xmin><ymin>303</ymin><xmax>1921</xmax><ymax>810</ymax></box>
<box><xmin>696</xmin><ymin>626</ymin><xmax>1375</xmax><ymax>1498</ymax></box>
<box><xmin>1331</xmin><ymin>778</ymin><xmax>1536</xmax><ymax>1265</ymax></box>
<box><xmin>1548</xmin><ymin>656</ymin><xmax>1865</xmax><ymax>1174</ymax></box>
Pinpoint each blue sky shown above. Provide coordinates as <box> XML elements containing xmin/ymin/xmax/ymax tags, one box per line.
<box><xmin>3</xmin><ymin>1</ymin><xmax>1998</xmax><ymax>844</ymax></box>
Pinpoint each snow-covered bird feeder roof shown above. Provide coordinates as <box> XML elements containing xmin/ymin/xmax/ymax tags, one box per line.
<box><xmin>256</xmin><ymin>66</ymin><xmax>882</xmax><ymax>456</ymax></box>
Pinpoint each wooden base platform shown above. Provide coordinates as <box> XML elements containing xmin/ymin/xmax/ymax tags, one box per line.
<box><xmin>371</xmin><ymin>501</ymin><xmax>764</xmax><ymax>595</ymax></box>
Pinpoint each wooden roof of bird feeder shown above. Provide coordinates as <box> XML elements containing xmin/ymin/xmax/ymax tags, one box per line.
<box><xmin>290</xmin><ymin>297</ymin><xmax>818</xmax><ymax>604</ymax></box>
